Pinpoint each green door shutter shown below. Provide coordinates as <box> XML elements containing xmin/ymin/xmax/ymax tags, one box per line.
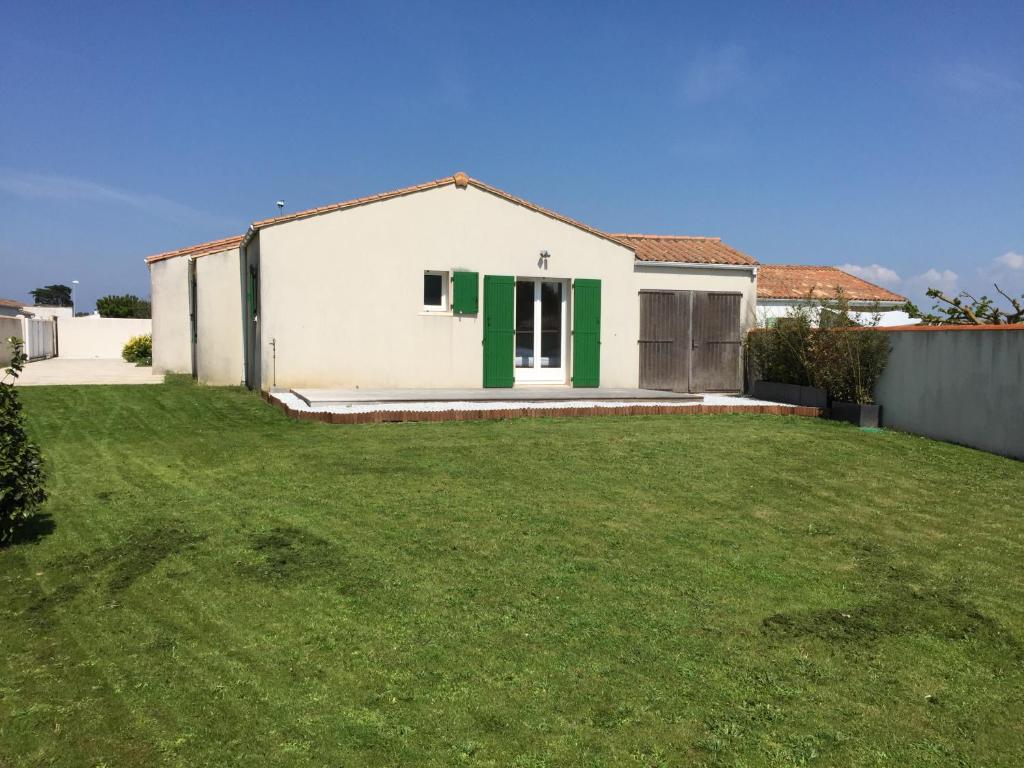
<box><xmin>452</xmin><ymin>270</ymin><xmax>479</xmax><ymax>315</ymax></box>
<box><xmin>483</xmin><ymin>275</ymin><xmax>514</xmax><ymax>388</ymax></box>
<box><xmin>572</xmin><ymin>278</ymin><xmax>601</xmax><ymax>388</ymax></box>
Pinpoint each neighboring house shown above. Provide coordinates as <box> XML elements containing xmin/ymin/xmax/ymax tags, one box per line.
<box><xmin>148</xmin><ymin>172</ymin><xmax>759</xmax><ymax>392</ymax></box>
<box><xmin>0</xmin><ymin>298</ymin><xmax>28</xmax><ymax>318</ymax></box>
<box><xmin>756</xmin><ymin>265</ymin><xmax>914</xmax><ymax>327</ymax></box>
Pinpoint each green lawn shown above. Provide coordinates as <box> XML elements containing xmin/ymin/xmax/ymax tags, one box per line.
<box><xmin>3</xmin><ymin>381</ymin><xmax>1023</xmax><ymax>767</ymax></box>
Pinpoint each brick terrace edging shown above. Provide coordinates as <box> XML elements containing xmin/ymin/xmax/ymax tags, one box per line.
<box><xmin>261</xmin><ymin>391</ymin><xmax>823</xmax><ymax>424</ymax></box>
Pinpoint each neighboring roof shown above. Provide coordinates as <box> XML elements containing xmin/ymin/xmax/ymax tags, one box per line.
<box><xmin>610</xmin><ymin>234</ymin><xmax>758</xmax><ymax>265</ymax></box>
<box><xmin>757</xmin><ymin>265</ymin><xmax>906</xmax><ymax>303</ymax></box>
<box><xmin>246</xmin><ymin>172</ymin><xmax>630</xmax><ymax>249</ymax></box>
<box><xmin>145</xmin><ymin>234</ymin><xmax>244</xmax><ymax>264</ymax></box>
<box><xmin>0</xmin><ymin>298</ymin><xmax>24</xmax><ymax>309</ymax></box>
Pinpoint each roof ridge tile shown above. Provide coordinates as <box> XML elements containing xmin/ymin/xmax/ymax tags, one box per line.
<box><xmin>145</xmin><ymin>234</ymin><xmax>244</xmax><ymax>264</ymax></box>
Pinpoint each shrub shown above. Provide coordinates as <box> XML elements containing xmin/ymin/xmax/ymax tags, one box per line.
<box><xmin>1</xmin><ymin>338</ymin><xmax>47</xmax><ymax>543</ymax></box>
<box><xmin>746</xmin><ymin>291</ymin><xmax>891</xmax><ymax>404</ymax></box>
<box><xmin>806</xmin><ymin>325</ymin><xmax>891</xmax><ymax>405</ymax></box>
<box><xmin>122</xmin><ymin>334</ymin><xmax>152</xmax><ymax>364</ymax></box>
<box><xmin>746</xmin><ymin>304</ymin><xmax>815</xmax><ymax>386</ymax></box>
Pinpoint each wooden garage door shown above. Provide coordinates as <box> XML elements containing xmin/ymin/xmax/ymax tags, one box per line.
<box><xmin>639</xmin><ymin>291</ymin><xmax>691</xmax><ymax>391</ymax></box>
<box><xmin>639</xmin><ymin>290</ymin><xmax>742</xmax><ymax>393</ymax></box>
<box><xmin>690</xmin><ymin>292</ymin><xmax>742</xmax><ymax>392</ymax></box>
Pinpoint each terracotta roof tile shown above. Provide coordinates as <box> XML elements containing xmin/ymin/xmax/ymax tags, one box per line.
<box><xmin>758</xmin><ymin>265</ymin><xmax>906</xmax><ymax>303</ymax></box>
<box><xmin>611</xmin><ymin>234</ymin><xmax>758</xmax><ymax>265</ymax></box>
<box><xmin>145</xmin><ymin>234</ymin><xmax>244</xmax><ymax>265</ymax></box>
<box><xmin>0</xmin><ymin>298</ymin><xmax>24</xmax><ymax>309</ymax></box>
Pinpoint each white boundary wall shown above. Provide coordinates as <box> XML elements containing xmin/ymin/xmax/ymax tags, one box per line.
<box><xmin>0</xmin><ymin>317</ymin><xmax>21</xmax><ymax>366</ymax></box>
<box><xmin>0</xmin><ymin>316</ymin><xmax>57</xmax><ymax>364</ymax></box>
<box><xmin>150</xmin><ymin>256</ymin><xmax>191</xmax><ymax>374</ymax></box>
<box><xmin>874</xmin><ymin>326</ymin><xmax>1024</xmax><ymax>460</ymax></box>
<box><xmin>56</xmin><ymin>317</ymin><xmax>152</xmax><ymax>359</ymax></box>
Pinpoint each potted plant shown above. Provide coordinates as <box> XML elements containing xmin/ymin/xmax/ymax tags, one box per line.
<box><xmin>806</xmin><ymin>292</ymin><xmax>890</xmax><ymax>428</ymax></box>
<box><xmin>746</xmin><ymin>291</ymin><xmax>891</xmax><ymax>424</ymax></box>
<box><xmin>746</xmin><ymin>304</ymin><xmax>829</xmax><ymax>408</ymax></box>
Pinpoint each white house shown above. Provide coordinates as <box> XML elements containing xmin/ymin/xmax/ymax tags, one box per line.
<box><xmin>0</xmin><ymin>298</ymin><xmax>27</xmax><ymax>318</ymax></box>
<box><xmin>149</xmin><ymin>172</ymin><xmax>761</xmax><ymax>393</ymax></box>
<box><xmin>756</xmin><ymin>265</ymin><xmax>914</xmax><ymax>327</ymax></box>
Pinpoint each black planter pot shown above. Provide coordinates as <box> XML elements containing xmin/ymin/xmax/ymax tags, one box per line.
<box><xmin>751</xmin><ymin>380</ymin><xmax>829</xmax><ymax>408</ymax></box>
<box><xmin>828</xmin><ymin>401</ymin><xmax>882</xmax><ymax>428</ymax></box>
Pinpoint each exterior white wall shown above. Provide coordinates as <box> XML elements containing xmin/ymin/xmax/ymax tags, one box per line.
<box><xmin>0</xmin><ymin>316</ymin><xmax>57</xmax><ymax>361</ymax></box>
<box><xmin>0</xmin><ymin>317</ymin><xmax>22</xmax><ymax>365</ymax></box>
<box><xmin>756</xmin><ymin>299</ymin><xmax>917</xmax><ymax>328</ymax></box>
<box><xmin>150</xmin><ymin>256</ymin><xmax>192</xmax><ymax>374</ymax></box>
<box><xmin>24</xmin><ymin>305</ymin><xmax>73</xmax><ymax>321</ymax></box>
<box><xmin>195</xmin><ymin>247</ymin><xmax>244</xmax><ymax>385</ymax></box>
<box><xmin>874</xmin><ymin>328</ymin><xmax>1024</xmax><ymax>460</ymax></box>
<box><xmin>56</xmin><ymin>317</ymin><xmax>152</xmax><ymax>359</ymax></box>
<box><xmin>254</xmin><ymin>183</ymin><xmax>756</xmax><ymax>389</ymax></box>
<box><xmin>634</xmin><ymin>264</ymin><xmax>757</xmax><ymax>330</ymax></box>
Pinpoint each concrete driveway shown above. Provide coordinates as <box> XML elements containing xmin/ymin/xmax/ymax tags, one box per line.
<box><xmin>13</xmin><ymin>358</ymin><xmax>165</xmax><ymax>386</ymax></box>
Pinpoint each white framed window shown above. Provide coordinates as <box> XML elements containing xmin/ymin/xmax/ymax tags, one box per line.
<box><xmin>423</xmin><ymin>270</ymin><xmax>449</xmax><ymax>312</ymax></box>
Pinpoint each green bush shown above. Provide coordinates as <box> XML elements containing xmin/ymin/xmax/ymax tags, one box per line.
<box><xmin>122</xmin><ymin>334</ymin><xmax>152</xmax><ymax>364</ymax></box>
<box><xmin>806</xmin><ymin>325</ymin><xmax>890</xmax><ymax>404</ymax></box>
<box><xmin>1</xmin><ymin>338</ymin><xmax>47</xmax><ymax>543</ymax></box>
<box><xmin>745</xmin><ymin>305</ymin><xmax>815</xmax><ymax>386</ymax></box>
<box><xmin>746</xmin><ymin>291</ymin><xmax>891</xmax><ymax>404</ymax></box>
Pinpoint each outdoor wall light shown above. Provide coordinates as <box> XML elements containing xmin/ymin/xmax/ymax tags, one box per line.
<box><xmin>539</xmin><ymin>250</ymin><xmax>551</xmax><ymax>268</ymax></box>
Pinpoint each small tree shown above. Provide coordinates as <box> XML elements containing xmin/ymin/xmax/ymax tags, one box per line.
<box><xmin>29</xmin><ymin>284</ymin><xmax>72</xmax><ymax>307</ymax></box>
<box><xmin>96</xmin><ymin>294</ymin><xmax>151</xmax><ymax>319</ymax></box>
<box><xmin>805</xmin><ymin>291</ymin><xmax>890</xmax><ymax>404</ymax></box>
<box><xmin>0</xmin><ymin>338</ymin><xmax>47</xmax><ymax>543</ymax></box>
<box><xmin>905</xmin><ymin>284</ymin><xmax>1024</xmax><ymax>325</ymax></box>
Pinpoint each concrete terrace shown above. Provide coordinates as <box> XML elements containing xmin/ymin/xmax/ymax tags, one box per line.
<box><xmin>13</xmin><ymin>358</ymin><xmax>164</xmax><ymax>386</ymax></box>
<box><xmin>268</xmin><ymin>388</ymin><xmax>816</xmax><ymax>424</ymax></box>
<box><xmin>290</xmin><ymin>386</ymin><xmax>702</xmax><ymax>407</ymax></box>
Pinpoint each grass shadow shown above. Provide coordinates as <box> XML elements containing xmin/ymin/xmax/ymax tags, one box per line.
<box><xmin>2</xmin><ymin>513</ymin><xmax>56</xmax><ymax>548</ymax></box>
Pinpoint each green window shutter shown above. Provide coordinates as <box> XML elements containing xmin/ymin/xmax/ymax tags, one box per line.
<box><xmin>572</xmin><ymin>278</ymin><xmax>601</xmax><ymax>388</ymax></box>
<box><xmin>452</xmin><ymin>270</ymin><xmax>479</xmax><ymax>315</ymax></box>
<box><xmin>482</xmin><ymin>275</ymin><xmax>515</xmax><ymax>387</ymax></box>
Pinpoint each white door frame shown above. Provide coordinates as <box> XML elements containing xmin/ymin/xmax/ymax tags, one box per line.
<box><xmin>514</xmin><ymin>277</ymin><xmax>568</xmax><ymax>384</ymax></box>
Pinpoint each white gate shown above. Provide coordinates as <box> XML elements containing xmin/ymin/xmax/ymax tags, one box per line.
<box><xmin>24</xmin><ymin>318</ymin><xmax>57</xmax><ymax>360</ymax></box>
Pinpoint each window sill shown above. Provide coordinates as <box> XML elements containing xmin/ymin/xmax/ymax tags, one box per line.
<box><xmin>419</xmin><ymin>309</ymin><xmax>453</xmax><ymax>317</ymax></box>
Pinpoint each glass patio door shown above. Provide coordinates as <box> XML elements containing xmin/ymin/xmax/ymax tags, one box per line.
<box><xmin>514</xmin><ymin>278</ymin><xmax>566</xmax><ymax>383</ymax></box>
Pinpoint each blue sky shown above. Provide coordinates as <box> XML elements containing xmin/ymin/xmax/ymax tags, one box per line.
<box><xmin>2</xmin><ymin>1</ymin><xmax>1022</xmax><ymax>311</ymax></box>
